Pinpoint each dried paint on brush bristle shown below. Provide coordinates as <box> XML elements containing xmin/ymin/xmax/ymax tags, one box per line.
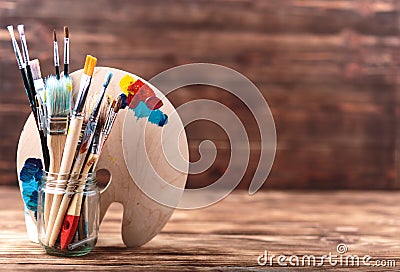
<box><xmin>97</xmin><ymin>98</ymin><xmax>111</xmax><ymax>131</ymax></box>
<box><xmin>83</xmin><ymin>55</ymin><xmax>97</xmax><ymax>76</ymax></box>
<box><xmin>45</xmin><ymin>76</ymin><xmax>71</xmax><ymax>116</ymax></box>
<box><xmin>63</xmin><ymin>76</ymin><xmax>73</xmax><ymax>92</ymax></box>
<box><xmin>17</xmin><ymin>25</ymin><xmax>25</xmax><ymax>35</ymax></box>
<box><xmin>29</xmin><ymin>59</ymin><xmax>42</xmax><ymax>80</ymax></box>
<box><xmin>83</xmin><ymin>89</ymin><xmax>100</xmax><ymax>123</ymax></box>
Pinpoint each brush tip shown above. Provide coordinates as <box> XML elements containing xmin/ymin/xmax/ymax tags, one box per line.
<box><xmin>64</xmin><ymin>26</ymin><xmax>69</xmax><ymax>38</ymax></box>
<box><xmin>83</xmin><ymin>55</ymin><xmax>97</xmax><ymax>77</ymax></box>
<box><xmin>53</xmin><ymin>29</ymin><xmax>57</xmax><ymax>42</ymax></box>
<box><xmin>29</xmin><ymin>59</ymin><xmax>42</xmax><ymax>80</ymax></box>
<box><xmin>104</xmin><ymin>72</ymin><xmax>113</xmax><ymax>87</ymax></box>
<box><xmin>119</xmin><ymin>93</ymin><xmax>128</xmax><ymax>109</ymax></box>
<box><xmin>17</xmin><ymin>25</ymin><xmax>24</xmax><ymax>34</ymax></box>
<box><xmin>7</xmin><ymin>25</ymin><xmax>16</xmax><ymax>38</ymax></box>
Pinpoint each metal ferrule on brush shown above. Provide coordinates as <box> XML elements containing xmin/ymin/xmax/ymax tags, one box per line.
<box><xmin>33</xmin><ymin>79</ymin><xmax>46</xmax><ymax>131</ymax></box>
<box><xmin>35</xmin><ymin>96</ymin><xmax>46</xmax><ymax>132</ymax></box>
<box><xmin>64</xmin><ymin>38</ymin><xmax>69</xmax><ymax>65</ymax></box>
<box><xmin>53</xmin><ymin>41</ymin><xmax>59</xmax><ymax>67</ymax></box>
<box><xmin>17</xmin><ymin>25</ymin><xmax>30</xmax><ymax>63</ymax></box>
<box><xmin>46</xmin><ymin>115</ymin><xmax>68</xmax><ymax>135</ymax></box>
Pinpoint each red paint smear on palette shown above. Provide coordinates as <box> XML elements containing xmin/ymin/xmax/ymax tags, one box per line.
<box><xmin>127</xmin><ymin>80</ymin><xmax>155</xmax><ymax>109</ymax></box>
<box><xmin>145</xmin><ymin>96</ymin><xmax>163</xmax><ymax>110</ymax></box>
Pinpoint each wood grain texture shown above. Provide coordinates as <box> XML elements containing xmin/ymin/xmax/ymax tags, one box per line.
<box><xmin>0</xmin><ymin>0</ymin><xmax>400</xmax><ymax>189</ymax></box>
<box><xmin>0</xmin><ymin>187</ymin><xmax>399</xmax><ymax>270</ymax></box>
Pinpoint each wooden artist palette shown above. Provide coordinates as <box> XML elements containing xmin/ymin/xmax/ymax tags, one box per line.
<box><xmin>17</xmin><ymin>67</ymin><xmax>189</xmax><ymax>247</ymax></box>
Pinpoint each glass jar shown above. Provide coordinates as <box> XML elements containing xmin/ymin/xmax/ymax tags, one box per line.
<box><xmin>37</xmin><ymin>172</ymin><xmax>100</xmax><ymax>257</ymax></box>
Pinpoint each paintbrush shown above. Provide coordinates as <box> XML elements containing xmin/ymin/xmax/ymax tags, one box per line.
<box><xmin>16</xmin><ymin>25</ymin><xmax>50</xmax><ymax>171</ymax></box>
<box><xmin>79</xmin><ymin>94</ymin><xmax>127</xmax><ymax>241</ymax></box>
<box><xmin>6</xmin><ymin>26</ymin><xmax>30</xmax><ymax>101</ymax></box>
<box><xmin>53</xmin><ymin>30</ymin><xmax>60</xmax><ymax>79</ymax></box>
<box><xmin>60</xmin><ymin>72</ymin><xmax>113</xmax><ymax>250</ymax></box>
<box><xmin>43</xmin><ymin>75</ymin><xmax>72</xmax><ymax>229</ymax></box>
<box><xmin>29</xmin><ymin>59</ymin><xmax>47</xmax><ymax>133</ymax></box>
<box><xmin>63</xmin><ymin>26</ymin><xmax>69</xmax><ymax>77</ymax></box>
<box><xmin>7</xmin><ymin>25</ymin><xmax>36</xmax><ymax>120</ymax></box>
<box><xmin>98</xmin><ymin>93</ymin><xmax>127</xmax><ymax>153</ymax></box>
<box><xmin>85</xmin><ymin>95</ymin><xmax>112</xmax><ymax>172</ymax></box>
<box><xmin>45</xmin><ymin>55</ymin><xmax>97</xmax><ymax>247</ymax></box>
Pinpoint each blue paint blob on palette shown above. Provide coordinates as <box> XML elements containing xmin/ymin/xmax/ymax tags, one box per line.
<box><xmin>19</xmin><ymin>158</ymin><xmax>43</xmax><ymax>214</ymax></box>
<box><xmin>120</xmin><ymin>75</ymin><xmax>168</xmax><ymax>127</ymax></box>
<box><xmin>133</xmin><ymin>101</ymin><xmax>152</xmax><ymax>119</ymax></box>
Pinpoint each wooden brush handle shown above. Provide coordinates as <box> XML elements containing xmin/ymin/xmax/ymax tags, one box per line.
<box><xmin>45</xmin><ymin>193</ymin><xmax>62</xmax><ymax>245</ymax></box>
<box><xmin>49</xmin><ymin>194</ymin><xmax>72</xmax><ymax>247</ymax></box>
<box><xmin>44</xmin><ymin>134</ymin><xmax>67</xmax><ymax>227</ymax></box>
<box><xmin>71</xmin><ymin>154</ymin><xmax>99</xmax><ymax>215</ymax></box>
<box><xmin>48</xmin><ymin>135</ymin><xmax>66</xmax><ymax>174</ymax></box>
<box><xmin>58</xmin><ymin>117</ymin><xmax>84</xmax><ymax>176</ymax></box>
<box><xmin>45</xmin><ymin>116</ymin><xmax>84</xmax><ymax>247</ymax></box>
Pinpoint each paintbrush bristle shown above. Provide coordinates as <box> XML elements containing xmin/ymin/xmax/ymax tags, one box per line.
<box><xmin>17</xmin><ymin>25</ymin><xmax>25</xmax><ymax>35</ymax></box>
<box><xmin>83</xmin><ymin>55</ymin><xmax>97</xmax><ymax>77</ymax></box>
<box><xmin>7</xmin><ymin>25</ymin><xmax>14</xmax><ymax>36</ymax></box>
<box><xmin>45</xmin><ymin>76</ymin><xmax>71</xmax><ymax>116</ymax></box>
<box><xmin>53</xmin><ymin>29</ymin><xmax>57</xmax><ymax>42</ymax></box>
<box><xmin>64</xmin><ymin>26</ymin><xmax>69</xmax><ymax>38</ymax></box>
<box><xmin>30</xmin><ymin>59</ymin><xmax>42</xmax><ymax>80</ymax></box>
<box><xmin>104</xmin><ymin>72</ymin><xmax>113</xmax><ymax>88</ymax></box>
<box><xmin>114</xmin><ymin>94</ymin><xmax>124</xmax><ymax>112</ymax></box>
<box><xmin>83</xmin><ymin>72</ymin><xmax>113</xmax><ymax>123</ymax></box>
<box><xmin>83</xmin><ymin>91</ymin><xmax>98</xmax><ymax>123</ymax></box>
<box><xmin>97</xmin><ymin>98</ymin><xmax>111</xmax><ymax>132</ymax></box>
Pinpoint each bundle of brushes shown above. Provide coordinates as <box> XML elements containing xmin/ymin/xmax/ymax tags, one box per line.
<box><xmin>7</xmin><ymin>25</ymin><xmax>129</xmax><ymax>251</ymax></box>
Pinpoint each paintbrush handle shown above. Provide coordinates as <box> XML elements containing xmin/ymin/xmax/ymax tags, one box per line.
<box><xmin>19</xmin><ymin>69</ymin><xmax>34</xmax><ymax>108</ymax></box>
<box><xmin>60</xmin><ymin>184</ymin><xmax>84</xmax><ymax>249</ymax></box>
<box><xmin>48</xmin><ymin>135</ymin><xmax>67</xmax><ymax>174</ymax></box>
<box><xmin>44</xmin><ymin>134</ymin><xmax>67</xmax><ymax>227</ymax></box>
<box><xmin>45</xmin><ymin>116</ymin><xmax>84</xmax><ymax>246</ymax></box>
<box><xmin>59</xmin><ymin>117</ymin><xmax>84</xmax><ymax>176</ymax></box>
<box><xmin>50</xmin><ymin>193</ymin><xmax>72</xmax><ymax>247</ymax></box>
<box><xmin>55</xmin><ymin>66</ymin><xmax>60</xmax><ymax>80</ymax></box>
<box><xmin>64</xmin><ymin>64</ymin><xmax>68</xmax><ymax>77</ymax></box>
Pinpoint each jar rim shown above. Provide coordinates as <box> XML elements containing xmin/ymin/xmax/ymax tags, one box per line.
<box><xmin>42</xmin><ymin>171</ymin><xmax>97</xmax><ymax>185</ymax></box>
<box><xmin>42</xmin><ymin>171</ymin><xmax>97</xmax><ymax>178</ymax></box>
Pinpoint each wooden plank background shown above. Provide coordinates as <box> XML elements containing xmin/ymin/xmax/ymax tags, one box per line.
<box><xmin>0</xmin><ymin>0</ymin><xmax>399</xmax><ymax>189</ymax></box>
<box><xmin>1</xmin><ymin>187</ymin><xmax>400</xmax><ymax>270</ymax></box>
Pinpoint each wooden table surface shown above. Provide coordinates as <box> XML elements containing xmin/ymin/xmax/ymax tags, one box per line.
<box><xmin>0</xmin><ymin>187</ymin><xmax>399</xmax><ymax>271</ymax></box>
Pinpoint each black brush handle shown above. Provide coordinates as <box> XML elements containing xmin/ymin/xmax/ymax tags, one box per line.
<box><xmin>38</xmin><ymin>128</ymin><xmax>50</xmax><ymax>171</ymax></box>
<box><xmin>64</xmin><ymin>64</ymin><xmax>68</xmax><ymax>77</ymax></box>
<box><xmin>55</xmin><ymin>65</ymin><xmax>60</xmax><ymax>79</ymax></box>
<box><xmin>19</xmin><ymin>69</ymin><xmax>34</xmax><ymax>109</ymax></box>
<box><xmin>22</xmin><ymin>66</ymin><xmax>50</xmax><ymax>171</ymax></box>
